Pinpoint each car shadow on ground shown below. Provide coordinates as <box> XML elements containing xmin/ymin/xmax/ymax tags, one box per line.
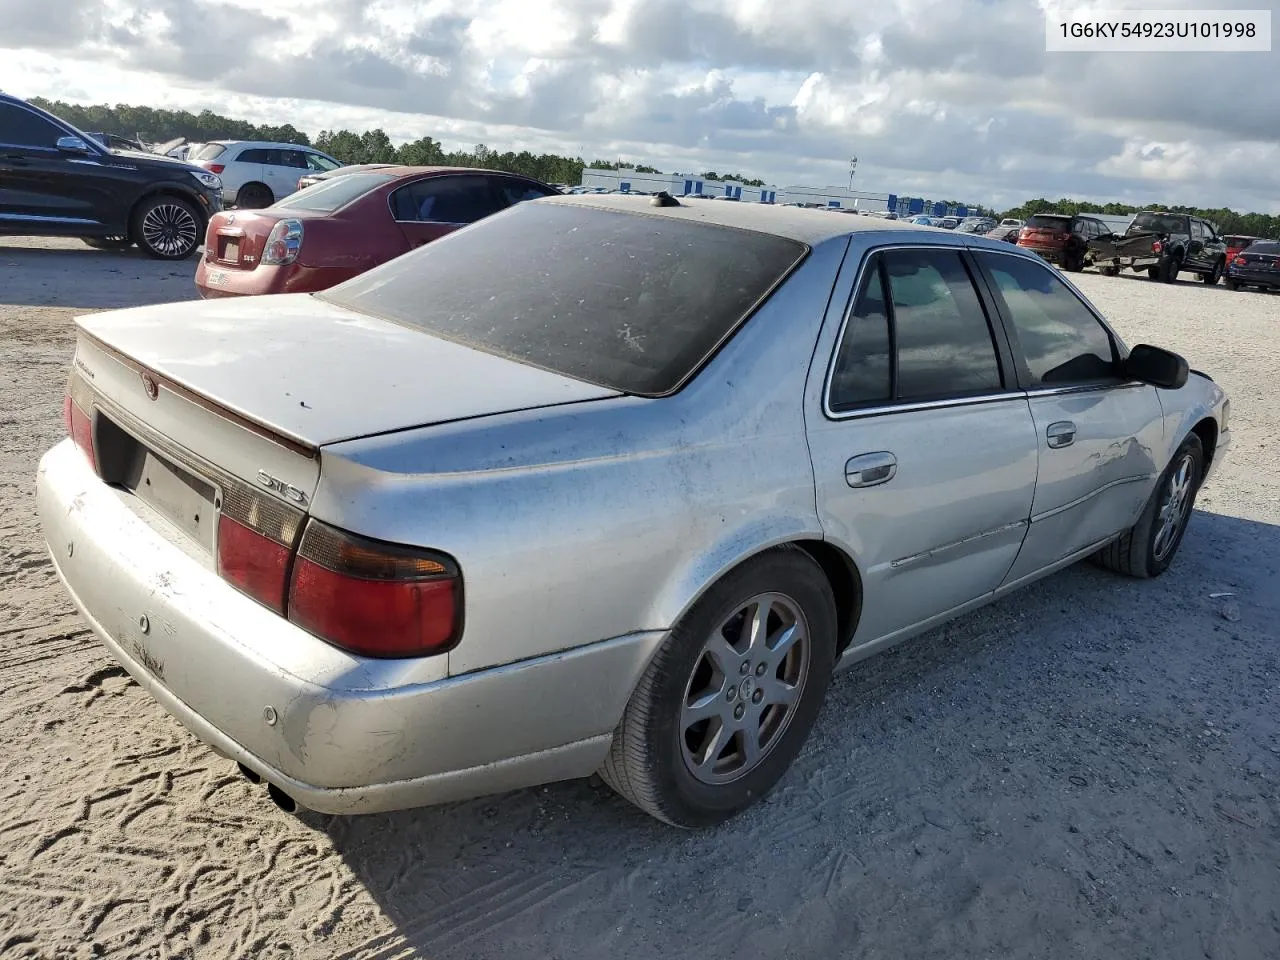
<box><xmin>311</xmin><ymin>509</ymin><xmax>1280</xmax><ymax>960</ymax></box>
<box><xmin>0</xmin><ymin>243</ymin><xmax>202</xmax><ymax>310</ymax></box>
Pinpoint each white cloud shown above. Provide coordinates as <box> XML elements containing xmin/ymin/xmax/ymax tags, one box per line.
<box><xmin>1</xmin><ymin>0</ymin><xmax>1278</xmax><ymax>211</ymax></box>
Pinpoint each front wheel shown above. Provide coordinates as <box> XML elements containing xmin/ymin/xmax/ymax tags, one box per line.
<box><xmin>1091</xmin><ymin>434</ymin><xmax>1204</xmax><ymax>579</ymax></box>
<box><xmin>600</xmin><ymin>547</ymin><xmax>837</xmax><ymax>827</ymax></box>
<box><xmin>131</xmin><ymin>196</ymin><xmax>203</xmax><ymax>260</ymax></box>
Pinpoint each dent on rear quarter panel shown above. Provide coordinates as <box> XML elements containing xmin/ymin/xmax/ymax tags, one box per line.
<box><xmin>313</xmin><ymin>239</ymin><xmax>851</xmax><ymax>677</ymax></box>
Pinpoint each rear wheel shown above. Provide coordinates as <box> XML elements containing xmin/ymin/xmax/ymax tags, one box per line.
<box><xmin>1225</xmin><ymin>278</ymin><xmax>1241</xmax><ymax>291</ymax></box>
<box><xmin>1147</xmin><ymin>267</ymin><xmax>1160</xmax><ymax>280</ymax></box>
<box><xmin>1160</xmin><ymin>256</ymin><xmax>1180</xmax><ymax>283</ymax></box>
<box><xmin>236</xmin><ymin>182</ymin><xmax>273</xmax><ymax>209</ymax></box>
<box><xmin>1091</xmin><ymin>434</ymin><xmax>1204</xmax><ymax>579</ymax></box>
<box><xmin>1200</xmin><ymin>259</ymin><xmax>1224</xmax><ymax>284</ymax></box>
<box><xmin>81</xmin><ymin>236</ymin><xmax>133</xmax><ymax>251</ymax></box>
<box><xmin>130</xmin><ymin>196</ymin><xmax>202</xmax><ymax>260</ymax></box>
<box><xmin>600</xmin><ymin>547</ymin><xmax>837</xmax><ymax>827</ymax></box>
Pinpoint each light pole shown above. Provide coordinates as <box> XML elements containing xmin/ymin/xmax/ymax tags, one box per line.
<box><xmin>848</xmin><ymin>157</ymin><xmax>857</xmax><ymax>192</ymax></box>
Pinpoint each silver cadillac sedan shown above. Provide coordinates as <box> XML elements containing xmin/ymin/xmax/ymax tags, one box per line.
<box><xmin>37</xmin><ymin>195</ymin><xmax>1230</xmax><ymax>828</ymax></box>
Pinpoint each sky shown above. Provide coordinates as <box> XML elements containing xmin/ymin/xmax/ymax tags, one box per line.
<box><xmin>1</xmin><ymin>0</ymin><xmax>1278</xmax><ymax>212</ymax></box>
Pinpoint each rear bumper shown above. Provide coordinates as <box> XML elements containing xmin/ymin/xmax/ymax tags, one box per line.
<box><xmin>36</xmin><ymin>439</ymin><xmax>663</xmax><ymax>814</ymax></box>
<box><xmin>194</xmin><ymin>259</ymin><xmax>352</xmax><ymax>298</ymax></box>
<box><xmin>1017</xmin><ymin>243</ymin><xmax>1067</xmax><ymax>263</ymax></box>
<box><xmin>1226</xmin><ymin>268</ymin><xmax>1280</xmax><ymax>288</ymax></box>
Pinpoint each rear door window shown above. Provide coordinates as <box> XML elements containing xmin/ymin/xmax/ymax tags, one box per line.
<box><xmin>979</xmin><ymin>252</ymin><xmax>1119</xmax><ymax>386</ymax></box>
<box><xmin>389</xmin><ymin>175</ymin><xmax>508</xmax><ymax>224</ymax></box>
<box><xmin>1026</xmin><ymin>215</ymin><xmax>1071</xmax><ymax>232</ymax></box>
<box><xmin>235</xmin><ymin>148</ymin><xmax>270</xmax><ymax>164</ymax></box>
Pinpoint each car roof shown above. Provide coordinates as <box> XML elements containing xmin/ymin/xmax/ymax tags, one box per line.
<box><xmin>541</xmin><ymin>194</ymin><xmax>970</xmax><ymax>245</ymax></box>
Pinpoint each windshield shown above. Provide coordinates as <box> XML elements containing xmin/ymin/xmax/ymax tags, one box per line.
<box><xmin>274</xmin><ymin>172</ymin><xmax>397</xmax><ymax>213</ymax></box>
<box><xmin>1129</xmin><ymin>212</ymin><xmax>1187</xmax><ymax>234</ymax></box>
<box><xmin>316</xmin><ymin>202</ymin><xmax>808</xmax><ymax>396</ymax></box>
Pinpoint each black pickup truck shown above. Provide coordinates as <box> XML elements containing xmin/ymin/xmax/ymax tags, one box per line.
<box><xmin>1089</xmin><ymin>211</ymin><xmax>1228</xmax><ymax>284</ymax></box>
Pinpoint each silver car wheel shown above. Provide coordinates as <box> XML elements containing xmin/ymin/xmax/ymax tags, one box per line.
<box><xmin>141</xmin><ymin>203</ymin><xmax>198</xmax><ymax>257</ymax></box>
<box><xmin>679</xmin><ymin>592</ymin><xmax>810</xmax><ymax>785</ymax></box>
<box><xmin>1153</xmin><ymin>453</ymin><xmax>1194</xmax><ymax>560</ymax></box>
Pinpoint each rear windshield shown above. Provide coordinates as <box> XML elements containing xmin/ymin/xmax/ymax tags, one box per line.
<box><xmin>316</xmin><ymin>202</ymin><xmax>809</xmax><ymax>396</ymax></box>
<box><xmin>1224</xmin><ymin>235</ymin><xmax>1257</xmax><ymax>247</ymax></box>
<box><xmin>1129</xmin><ymin>212</ymin><xmax>1187</xmax><ymax>234</ymax></box>
<box><xmin>275</xmin><ymin>172</ymin><xmax>397</xmax><ymax>213</ymax></box>
<box><xmin>1026</xmin><ymin>215</ymin><xmax>1071</xmax><ymax>230</ymax></box>
<box><xmin>191</xmin><ymin>143</ymin><xmax>226</xmax><ymax>161</ymax></box>
<box><xmin>1247</xmin><ymin>241</ymin><xmax>1280</xmax><ymax>255</ymax></box>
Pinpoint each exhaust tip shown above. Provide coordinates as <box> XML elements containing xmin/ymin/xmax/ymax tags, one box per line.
<box><xmin>237</xmin><ymin>762</ymin><xmax>263</xmax><ymax>784</ymax></box>
<box><xmin>266</xmin><ymin>782</ymin><xmax>297</xmax><ymax>814</ymax></box>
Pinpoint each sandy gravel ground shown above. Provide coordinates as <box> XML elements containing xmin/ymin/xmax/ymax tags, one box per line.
<box><xmin>1</xmin><ymin>237</ymin><xmax>1278</xmax><ymax>960</ymax></box>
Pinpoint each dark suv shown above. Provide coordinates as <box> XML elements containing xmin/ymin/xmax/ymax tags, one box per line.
<box><xmin>0</xmin><ymin>94</ymin><xmax>222</xmax><ymax>259</ymax></box>
<box><xmin>1089</xmin><ymin>211</ymin><xmax>1227</xmax><ymax>284</ymax></box>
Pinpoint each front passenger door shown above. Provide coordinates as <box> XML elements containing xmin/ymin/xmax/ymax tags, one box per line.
<box><xmin>974</xmin><ymin>252</ymin><xmax>1166</xmax><ymax>586</ymax></box>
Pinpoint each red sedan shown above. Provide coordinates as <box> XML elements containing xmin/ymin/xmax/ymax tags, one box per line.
<box><xmin>195</xmin><ymin>167</ymin><xmax>560</xmax><ymax>298</ymax></box>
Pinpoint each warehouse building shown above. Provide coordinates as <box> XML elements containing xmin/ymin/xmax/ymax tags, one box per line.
<box><xmin>577</xmin><ymin>168</ymin><xmax>983</xmax><ymax>217</ymax></box>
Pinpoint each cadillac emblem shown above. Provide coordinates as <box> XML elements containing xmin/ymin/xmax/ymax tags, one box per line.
<box><xmin>142</xmin><ymin>373</ymin><xmax>159</xmax><ymax>400</ymax></box>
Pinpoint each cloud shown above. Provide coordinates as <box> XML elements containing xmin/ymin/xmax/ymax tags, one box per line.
<box><xmin>0</xmin><ymin>0</ymin><xmax>1277</xmax><ymax>211</ymax></box>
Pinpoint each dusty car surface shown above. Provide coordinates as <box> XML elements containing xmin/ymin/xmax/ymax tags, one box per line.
<box><xmin>37</xmin><ymin>197</ymin><xmax>1230</xmax><ymax>827</ymax></box>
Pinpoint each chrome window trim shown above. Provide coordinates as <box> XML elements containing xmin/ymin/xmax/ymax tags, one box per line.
<box><xmin>821</xmin><ymin>240</ymin><xmax>1023</xmax><ymax>422</ymax></box>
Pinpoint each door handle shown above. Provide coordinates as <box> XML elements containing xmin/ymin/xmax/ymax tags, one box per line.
<box><xmin>845</xmin><ymin>451</ymin><xmax>897</xmax><ymax>488</ymax></box>
<box><xmin>1046</xmin><ymin>421</ymin><xmax>1076</xmax><ymax>448</ymax></box>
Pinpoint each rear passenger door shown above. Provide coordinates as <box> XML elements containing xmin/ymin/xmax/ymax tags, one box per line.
<box><xmin>806</xmin><ymin>245</ymin><xmax>1039</xmax><ymax>649</ymax></box>
<box><xmin>972</xmin><ymin>251</ymin><xmax>1165</xmax><ymax>586</ymax></box>
<box><xmin>265</xmin><ymin>149</ymin><xmax>311</xmax><ymax>199</ymax></box>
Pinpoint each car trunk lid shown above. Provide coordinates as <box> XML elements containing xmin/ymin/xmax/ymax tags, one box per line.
<box><xmin>204</xmin><ymin>209</ymin><xmax>283</xmax><ymax>270</ymax></box>
<box><xmin>75</xmin><ymin>293</ymin><xmax>622</xmax><ymax>452</ymax></box>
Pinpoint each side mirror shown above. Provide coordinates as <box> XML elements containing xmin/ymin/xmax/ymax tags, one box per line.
<box><xmin>1125</xmin><ymin>343</ymin><xmax>1188</xmax><ymax>390</ymax></box>
<box><xmin>56</xmin><ymin>136</ymin><xmax>92</xmax><ymax>155</ymax></box>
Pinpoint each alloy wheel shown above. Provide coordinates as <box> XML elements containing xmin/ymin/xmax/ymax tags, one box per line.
<box><xmin>679</xmin><ymin>593</ymin><xmax>810</xmax><ymax>785</ymax></box>
<box><xmin>141</xmin><ymin>203</ymin><xmax>198</xmax><ymax>257</ymax></box>
<box><xmin>1153</xmin><ymin>453</ymin><xmax>1195</xmax><ymax>560</ymax></box>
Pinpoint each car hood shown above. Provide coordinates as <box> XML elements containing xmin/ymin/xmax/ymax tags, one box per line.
<box><xmin>108</xmin><ymin>148</ymin><xmax>204</xmax><ymax>172</ymax></box>
<box><xmin>76</xmin><ymin>293</ymin><xmax>623</xmax><ymax>447</ymax></box>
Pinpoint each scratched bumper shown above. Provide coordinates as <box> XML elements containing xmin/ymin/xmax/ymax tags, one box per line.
<box><xmin>36</xmin><ymin>439</ymin><xmax>662</xmax><ymax>814</ymax></box>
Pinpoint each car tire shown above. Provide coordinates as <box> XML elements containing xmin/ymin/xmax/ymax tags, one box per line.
<box><xmin>236</xmin><ymin>182</ymin><xmax>274</xmax><ymax>209</ymax></box>
<box><xmin>1160</xmin><ymin>256</ymin><xmax>1180</xmax><ymax>283</ymax></box>
<box><xmin>1100</xmin><ymin>265</ymin><xmax>1118</xmax><ymax>277</ymax></box>
<box><xmin>81</xmin><ymin>236</ymin><xmax>133</xmax><ymax>251</ymax></box>
<box><xmin>599</xmin><ymin>546</ymin><xmax>837</xmax><ymax>828</ymax></box>
<box><xmin>1146</xmin><ymin>267</ymin><xmax>1160</xmax><ymax>279</ymax></box>
<box><xmin>130</xmin><ymin>196</ymin><xmax>203</xmax><ymax>260</ymax></box>
<box><xmin>1091</xmin><ymin>433</ymin><xmax>1204</xmax><ymax>579</ymax></box>
<box><xmin>1200</xmin><ymin>259</ymin><xmax>1224</xmax><ymax>284</ymax></box>
<box><xmin>1225</xmin><ymin>278</ymin><xmax>1241</xmax><ymax>291</ymax></box>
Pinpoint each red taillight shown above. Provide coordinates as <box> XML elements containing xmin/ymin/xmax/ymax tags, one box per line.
<box><xmin>202</xmin><ymin>162</ymin><xmax>225</xmax><ymax>174</ymax></box>
<box><xmin>1233</xmin><ymin>255</ymin><xmax>1247</xmax><ymax>266</ymax></box>
<box><xmin>215</xmin><ymin>484</ymin><xmax>305</xmax><ymax>614</ymax></box>
<box><xmin>287</xmin><ymin>521</ymin><xmax>462</xmax><ymax>658</ymax></box>
<box><xmin>1152</xmin><ymin>240</ymin><xmax>1163</xmax><ymax>253</ymax></box>
<box><xmin>65</xmin><ymin>376</ymin><xmax>97</xmax><ymax>473</ymax></box>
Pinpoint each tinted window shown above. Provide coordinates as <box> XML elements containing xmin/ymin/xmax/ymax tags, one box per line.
<box><xmin>1130</xmin><ymin>212</ymin><xmax>1187</xmax><ymax>234</ymax></box>
<box><xmin>1026</xmin><ymin>215</ymin><xmax>1071</xmax><ymax>231</ymax></box>
<box><xmin>980</xmin><ymin>253</ymin><xmax>1117</xmax><ymax>386</ymax></box>
<box><xmin>1247</xmin><ymin>241</ymin><xmax>1280</xmax><ymax>255</ymax></box>
<box><xmin>389</xmin><ymin>175</ymin><xmax>507</xmax><ymax>223</ymax></box>
<box><xmin>317</xmin><ymin>203</ymin><xmax>808</xmax><ymax>396</ymax></box>
<box><xmin>267</xmin><ymin>149</ymin><xmax>310</xmax><ymax>169</ymax></box>
<box><xmin>882</xmin><ymin>249</ymin><xmax>1002</xmax><ymax>400</ymax></box>
<box><xmin>493</xmin><ymin>178</ymin><xmax>559</xmax><ymax>206</ymax></box>
<box><xmin>830</xmin><ymin>259</ymin><xmax>892</xmax><ymax>409</ymax></box>
<box><xmin>0</xmin><ymin>103</ymin><xmax>63</xmax><ymax>148</ymax></box>
<box><xmin>275</xmin><ymin>172</ymin><xmax>396</xmax><ymax>213</ymax></box>
<box><xmin>236</xmin><ymin>148</ymin><xmax>269</xmax><ymax>163</ymax></box>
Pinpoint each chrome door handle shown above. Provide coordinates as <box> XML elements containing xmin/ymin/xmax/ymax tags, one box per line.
<box><xmin>845</xmin><ymin>451</ymin><xmax>897</xmax><ymax>488</ymax></box>
<box><xmin>1046</xmin><ymin>421</ymin><xmax>1076</xmax><ymax>448</ymax></box>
